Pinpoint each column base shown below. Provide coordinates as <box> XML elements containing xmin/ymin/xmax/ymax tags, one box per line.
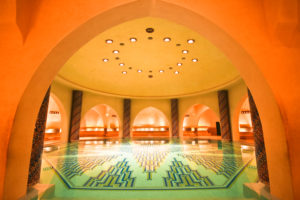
<box><xmin>20</xmin><ymin>184</ymin><xmax>55</xmax><ymax>200</ymax></box>
<box><xmin>244</xmin><ymin>182</ymin><xmax>278</xmax><ymax>200</ymax></box>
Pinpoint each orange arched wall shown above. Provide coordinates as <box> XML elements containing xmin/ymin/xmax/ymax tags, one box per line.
<box><xmin>182</xmin><ymin>104</ymin><xmax>219</xmax><ymax>138</ymax></box>
<box><xmin>132</xmin><ymin>107</ymin><xmax>170</xmax><ymax>138</ymax></box>
<box><xmin>238</xmin><ymin>97</ymin><xmax>254</xmax><ymax>143</ymax></box>
<box><xmin>80</xmin><ymin>104</ymin><xmax>120</xmax><ymax>139</ymax></box>
<box><xmin>1</xmin><ymin>1</ymin><xmax>299</xmax><ymax>199</ymax></box>
<box><xmin>44</xmin><ymin>95</ymin><xmax>62</xmax><ymax>142</ymax></box>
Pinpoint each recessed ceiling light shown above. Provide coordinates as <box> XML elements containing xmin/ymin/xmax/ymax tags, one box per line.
<box><xmin>106</xmin><ymin>39</ymin><xmax>113</xmax><ymax>44</ymax></box>
<box><xmin>177</xmin><ymin>63</ymin><xmax>182</xmax><ymax>66</ymax></box>
<box><xmin>130</xmin><ymin>38</ymin><xmax>137</xmax><ymax>42</ymax></box>
<box><xmin>182</xmin><ymin>57</ymin><xmax>186</xmax><ymax>60</ymax></box>
<box><xmin>175</xmin><ymin>71</ymin><xmax>179</xmax><ymax>74</ymax></box>
<box><xmin>187</xmin><ymin>39</ymin><xmax>195</xmax><ymax>44</ymax></box>
<box><xmin>148</xmin><ymin>37</ymin><xmax>153</xmax><ymax>40</ymax></box>
<box><xmin>113</xmin><ymin>50</ymin><xmax>119</xmax><ymax>54</ymax></box>
<box><xmin>146</xmin><ymin>28</ymin><xmax>154</xmax><ymax>33</ymax></box>
<box><xmin>103</xmin><ymin>58</ymin><xmax>109</xmax><ymax>62</ymax></box>
<box><xmin>119</xmin><ymin>63</ymin><xmax>124</xmax><ymax>66</ymax></box>
<box><xmin>120</xmin><ymin>43</ymin><xmax>124</xmax><ymax>46</ymax></box>
<box><xmin>192</xmin><ymin>58</ymin><xmax>198</xmax><ymax>62</ymax></box>
<box><xmin>169</xmin><ymin>67</ymin><xmax>173</xmax><ymax>70</ymax></box>
<box><xmin>137</xmin><ymin>69</ymin><xmax>142</xmax><ymax>73</ymax></box>
<box><xmin>182</xmin><ymin>50</ymin><xmax>188</xmax><ymax>54</ymax></box>
<box><xmin>148</xmin><ymin>75</ymin><xmax>153</xmax><ymax>78</ymax></box>
<box><xmin>159</xmin><ymin>70</ymin><xmax>164</xmax><ymax>73</ymax></box>
<box><xmin>176</xmin><ymin>44</ymin><xmax>181</xmax><ymax>46</ymax></box>
<box><xmin>122</xmin><ymin>71</ymin><xmax>127</xmax><ymax>74</ymax></box>
<box><xmin>115</xmin><ymin>57</ymin><xmax>119</xmax><ymax>60</ymax></box>
<box><xmin>163</xmin><ymin>37</ymin><xmax>171</xmax><ymax>42</ymax></box>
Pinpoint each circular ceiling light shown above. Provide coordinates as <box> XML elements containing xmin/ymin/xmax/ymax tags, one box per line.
<box><xmin>122</xmin><ymin>71</ymin><xmax>127</xmax><ymax>74</ymax></box>
<box><xmin>169</xmin><ymin>67</ymin><xmax>173</xmax><ymax>70</ymax></box>
<box><xmin>137</xmin><ymin>69</ymin><xmax>142</xmax><ymax>73</ymax></box>
<box><xmin>192</xmin><ymin>58</ymin><xmax>198</xmax><ymax>62</ymax></box>
<box><xmin>163</xmin><ymin>37</ymin><xmax>171</xmax><ymax>42</ymax></box>
<box><xmin>106</xmin><ymin>39</ymin><xmax>113</xmax><ymax>44</ymax></box>
<box><xmin>103</xmin><ymin>58</ymin><xmax>109</xmax><ymax>62</ymax></box>
<box><xmin>159</xmin><ymin>70</ymin><xmax>164</xmax><ymax>73</ymax></box>
<box><xmin>176</xmin><ymin>44</ymin><xmax>181</xmax><ymax>46</ymax></box>
<box><xmin>148</xmin><ymin>37</ymin><xmax>153</xmax><ymax>40</ymax></box>
<box><xmin>119</xmin><ymin>63</ymin><xmax>125</xmax><ymax>66</ymax></box>
<box><xmin>182</xmin><ymin>50</ymin><xmax>188</xmax><ymax>54</ymax></box>
<box><xmin>130</xmin><ymin>38</ymin><xmax>137</xmax><ymax>42</ymax></box>
<box><xmin>177</xmin><ymin>63</ymin><xmax>182</xmax><ymax>66</ymax></box>
<box><xmin>120</xmin><ymin>43</ymin><xmax>125</xmax><ymax>46</ymax></box>
<box><xmin>146</xmin><ymin>28</ymin><xmax>154</xmax><ymax>33</ymax></box>
<box><xmin>113</xmin><ymin>50</ymin><xmax>119</xmax><ymax>54</ymax></box>
<box><xmin>187</xmin><ymin>39</ymin><xmax>195</xmax><ymax>44</ymax></box>
<box><xmin>174</xmin><ymin>71</ymin><xmax>179</xmax><ymax>74</ymax></box>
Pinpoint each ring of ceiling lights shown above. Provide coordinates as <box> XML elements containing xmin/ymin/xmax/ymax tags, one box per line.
<box><xmin>57</xmin><ymin>17</ymin><xmax>241</xmax><ymax>98</ymax></box>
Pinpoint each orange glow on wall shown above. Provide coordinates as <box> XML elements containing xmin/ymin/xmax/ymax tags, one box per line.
<box><xmin>183</xmin><ymin>104</ymin><xmax>219</xmax><ymax>138</ymax></box>
<box><xmin>238</xmin><ymin>98</ymin><xmax>254</xmax><ymax>142</ymax></box>
<box><xmin>132</xmin><ymin>107</ymin><xmax>169</xmax><ymax>138</ymax></box>
<box><xmin>80</xmin><ymin>104</ymin><xmax>120</xmax><ymax>139</ymax></box>
<box><xmin>44</xmin><ymin>95</ymin><xmax>62</xmax><ymax>141</ymax></box>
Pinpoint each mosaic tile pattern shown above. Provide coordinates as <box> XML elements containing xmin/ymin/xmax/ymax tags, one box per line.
<box><xmin>44</xmin><ymin>142</ymin><xmax>253</xmax><ymax>190</ymax></box>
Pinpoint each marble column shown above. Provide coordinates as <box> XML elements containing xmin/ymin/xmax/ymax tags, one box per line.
<box><xmin>123</xmin><ymin>99</ymin><xmax>131</xmax><ymax>138</ymax></box>
<box><xmin>171</xmin><ymin>99</ymin><xmax>179</xmax><ymax>138</ymax></box>
<box><xmin>218</xmin><ymin>90</ymin><xmax>232</xmax><ymax>140</ymax></box>
<box><xmin>27</xmin><ymin>87</ymin><xmax>51</xmax><ymax>188</ymax></box>
<box><xmin>68</xmin><ymin>90</ymin><xmax>83</xmax><ymax>142</ymax></box>
<box><xmin>248</xmin><ymin>89</ymin><xmax>270</xmax><ymax>185</ymax></box>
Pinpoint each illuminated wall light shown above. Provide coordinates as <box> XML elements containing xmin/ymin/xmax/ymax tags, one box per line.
<box><xmin>182</xmin><ymin>50</ymin><xmax>188</xmax><ymax>54</ymax></box>
<box><xmin>187</xmin><ymin>39</ymin><xmax>195</xmax><ymax>44</ymax></box>
<box><xmin>192</xmin><ymin>58</ymin><xmax>198</xmax><ymax>62</ymax></box>
<box><xmin>191</xmin><ymin>128</ymin><xmax>195</xmax><ymax>131</ymax></box>
<box><xmin>130</xmin><ymin>38</ymin><xmax>137</xmax><ymax>42</ymax></box>
<box><xmin>122</xmin><ymin>71</ymin><xmax>127</xmax><ymax>74</ymax></box>
<box><xmin>106</xmin><ymin>39</ymin><xmax>113</xmax><ymax>44</ymax></box>
<box><xmin>163</xmin><ymin>37</ymin><xmax>171</xmax><ymax>42</ymax></box>
<box><xmin>177</xmin><ymin>63</ymin><xmax>182</xmax><ymax>66</ymax></box>
<box><xmin>150</xmin><ymin>128</ymin><xmax>154</xmax><ymax>131</ymax></box>
<box><xmin>86</xmin><ymin>127</ymin><xmax>93</xmax><ymax>131</ymax></box>
<box><xmin>103</xmin><ymin>58</ymin><xmax>109</xmax><ymax>62</ymax></box>
<box><xmin>119</xmin><ymin>63</ymin><xmax>125</xmax><ymax>66</ymax></box>
<box><xmin>137</xmin><ymin>69</ymin><xmax>142</xmax><ymax>73</ymax></box>
<box><xmin>113</xmin><ymin>50</ymin><xmax>119</xmax><ymax>54</ymax></box>
<box><xmin>159</xmin><ymin>70</ymin><xmax>164</xmax><ymax>73</ymax></box>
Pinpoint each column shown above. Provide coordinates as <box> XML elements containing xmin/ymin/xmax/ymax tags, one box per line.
<box><xmin>218</xmin><ymin>90</ymin><xmax>232</xmax><ymax>140</ymax></box>
<box><xmin>27</xmin><ymin>87</ymin><xmax>51</xmax><ymax>188</ymax></box>
<box><xmin>248</xmin><ymin>89</ymin><xmax>270</xmax><ymax>185</ymax></box>
<box><xmin>123</xmin><ymin>99</ymin><xmax>131</xmax><ymax>138</ymax></box>
<box><xmin>171</xmin><ymin>99</ymin><xmax>179</xmax><ymax>138</ymax></box>
<box><xmin>68</xmin><ymin>90</ymin><xmax>83</xmax><ymax>142</ymax></box>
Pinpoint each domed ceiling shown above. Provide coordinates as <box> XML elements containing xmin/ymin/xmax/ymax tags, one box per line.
<box><xmin>57</xmin><ymin>17</ymin><xmax>240</xmax><ymax>98</ymax></box>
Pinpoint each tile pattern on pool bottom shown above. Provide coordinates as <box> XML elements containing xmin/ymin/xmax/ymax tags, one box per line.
<box><xmin>45</xmin><ymin>142</ymin><xmax>253</xmax><ymax>190</ymax></box>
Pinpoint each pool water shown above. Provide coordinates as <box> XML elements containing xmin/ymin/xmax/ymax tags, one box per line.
<box><xmin>40</xmin><ymin>139</ymin><xmax>258</xmax><ymax>199</ymax></box>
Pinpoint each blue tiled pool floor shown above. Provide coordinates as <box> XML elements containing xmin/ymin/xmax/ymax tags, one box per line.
<box><xmin>41</xmin><ymin>140</ymin><xmax>258</xmax><ymax>199</ymax></box>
